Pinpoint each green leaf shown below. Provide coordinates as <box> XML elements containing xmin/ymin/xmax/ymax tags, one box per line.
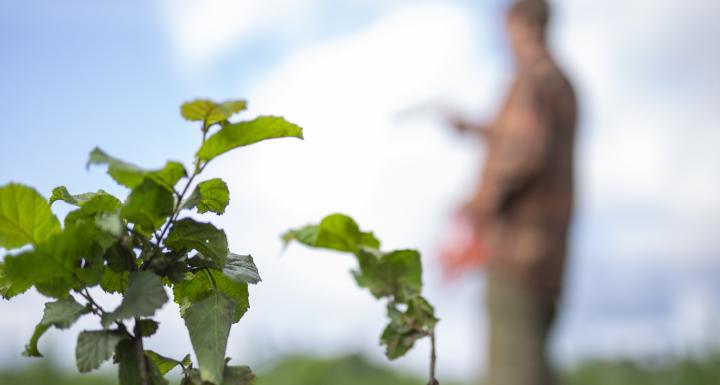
<box><xmin>353</xmin><ymin>249</ymin><xmax>422</xmax><ymax>301</ymax></box>
<box><xmin>165</xmin><ymin>219</ymin><xmax>228</xmax><ymax>268</ymax></box>
<box><xmin>181</xmin><ymin>99</ymin><xmax>247</xmax><ymax>126</ymax></box>
<box><xmin>121</xmin><ymin>179</ymin><xmax>174</xmax><ymax>233</ymax></box>
<box><xmin>182</xmin><ymin>178</ymin><xmax>230</xmax><ymax>215</ymax></box>
<box><xmin>95</xmin><ymin>212</ymin><xmax>124</xmax><ymax>237</ymax></box>
<box><xmin>359</xmin><ymin>231</ymin><xmax>382</xmax><ymax>250</ymax></box>
<box><xmin>173</xmin><ymin>269</ymin><xmax>249</xmax><ymax>323</ymax></box>
<box><xmin>283</xmin><ymin>213</ymin><xmax>437</xmax><ymax>362</ymax></box>
<box><xmin>4</xmin><ymin>223</ymin><xmax>104</xmax><ymax>299</ymax></box>
<box><xmin>87</xmin><ymin>148</ymin><xmax>186</xmax><ymax>192</ymax></box>
<box><xmin>137</xmin><ymin>319</ymin><xmax>159</xmax><ymax>337</ymax></box>
<box><xmin>222</xmin><ymin>365</ymin><xmax>255</xmax><ymax>385</ymax></box>
<box><xmin>223</xmin><ymin>254</ymin><xmax>261</xmax><ymax>284</ymax></box>
<box><xmin>77</xmin><ymin>250</ymin><xmax>107</xmax><ymax>289</ymax></box>
<box><xmin>49</xmin><ymin>186</ymin><xmax>112</xmax><ymax>207</ymax></box>
<box><xmin>0</xmin><ymin>183</ymin><xmax>61</xmax><ymax>249</ymax></box>
<box><xmin>64</xmin><ymin>193</ymin><xmax>122</xmax><ymax>228</ymax></box>
<box><xmin>280</xmin><ymin>225</ymin><xmax>318</xmax><ymax>248</ymax></box>
<box><xmin>145</xmin><ymin>350</ymin><xmax>189</xmax><ymax>375</ymax></box>
<box><xmin>183</xmin><ymin>292</ymin><xmax>235</xmax><ymax>385</ymax></box>
<box><xmin>23</xmin><ymin>296</ymin><xmax>92</xmax><ymax>357</ymax></box>
<box><xmin>116</xmin><ymin>339</ymin><xmax>168</xmax><ymax>385</ymax></box>
<box><xmin>377</xmin><ymin>250</ymin><xmax>423</xmax><ymax>300</ymax></box>
<box><xmin>41</xmin><ymin>296</ymin><xmax>91</xmax><ymax>328</ymax></box>
<box><xmin>181</xmin><ymin>354</ymin><xmax>193</xmax><ymax>368</ymax></box>
<box><xmin>100</xmin><ymin>269</ymin><xmax>128</xmax><ymax>294</ymax></box>
<box><xmin>312</xmin><ymin>214</ymin><xmax>361</xmax><ymax>252</ymax></box>
<box><xmin>282</xmin><ymin>213</ymin><xmax>380</xmax><ymax>252</ymax></box>
<box><xmin>105</xmin><ymin>242</ymin><xmax>136</xmax><ymax>272</ymax></box>
<box><xmin>196</xmin><ymin>116</ymin><xmax>303</xmax><ymax>162</ymax></box>
<box><xmin>76</xmin><ymin>330</ymin><xmax>126</xmax><ymax>372</ymax></box>
<box><xmin>380</xmin><ymin>320</ymin><xmax>421</xmax><ymax>360</ymax></box>
<box><xmin>0</xmin><ymin>262</ymin><xmax>29</xmax><ymax>299</ymax></box>
<box><xmin>352</xmin><ymin>247</ymin><xmax>381</xmax><ymax>291</ymax></box>
<box><xmin>102</xmin><ymin>271</ymin><xmax>168</xmax><ymax>328</ymax></box>
<box><xmin>380</xmin><ymin>297</ymin><xmax>437</xmax><ymax>360</ymax></box>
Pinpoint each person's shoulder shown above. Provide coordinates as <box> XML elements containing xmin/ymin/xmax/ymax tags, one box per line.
<box><xmin>529</xmin><ymin>58</ymin><xmax>573</xmax><ymax>96</ymax></box>
<box><xmin>529</xmin><ymin>59</ymin><xmax>562</xmax><ymax>84</ymax></box>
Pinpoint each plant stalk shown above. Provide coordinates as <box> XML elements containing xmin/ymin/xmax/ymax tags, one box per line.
<box><xmin>134</xmin><ymin>319</ymin><xmax>149</xmax><ymax>385</ymax></box>
<box><xmin>428</xmin><ymin>330</ymin><xmax>439</xmax><ymax>385</ymax></box>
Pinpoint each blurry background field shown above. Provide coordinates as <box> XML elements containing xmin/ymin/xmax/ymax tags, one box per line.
<box><xmin>2</xmin><ymin>353</ymin><xmax>720</xmax><ymax>385</ymax></box>
<box><xmin>1</xmin><ymin>0</ymin><xmax>719</xmax><ymax>383</ymax></box>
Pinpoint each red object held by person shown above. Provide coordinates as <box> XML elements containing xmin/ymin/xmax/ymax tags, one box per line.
<box><xmin>439</xmin><ymin>211</ymin><xmax>489</xmax><ymax>280</ymax></box>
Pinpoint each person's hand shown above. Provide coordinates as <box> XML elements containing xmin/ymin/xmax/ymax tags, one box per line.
<box><xmin>440</xmin><ymin>109</ymin><xmax>471</xmax><ymax>133</ymax></box>
<box><xmin>442</xmin><ymin>110</ymin><xmax>492</xmax><ymax>138</ymax></box>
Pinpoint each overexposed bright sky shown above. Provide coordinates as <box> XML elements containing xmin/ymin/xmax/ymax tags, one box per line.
<box><xmin>1</xmin><ymin>0</ymin><xmax>720</xmax><ymax>381</ymax></box>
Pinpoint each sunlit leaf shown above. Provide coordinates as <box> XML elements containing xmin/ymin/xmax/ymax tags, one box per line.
<box><xmin>196</xmin><ymin>116</ymin><xmax>303</xmax><ymax>162</ymax></box>
<box><xmin>0</xmin><ymin>183</ymin><xmax>60</xmax><ymax>249</ymax></box>
<box><xmin>87</xmin><ymin>148</ymin><xmax>186</xmax><ymax>192</ymax></box>
<box><xmin>4</xmin><ymin>223</ymin><xmax>104</xmax><ymax>299</ymax></box>
<box><xmin>100</xmin><ymin>269</ymin><xmax>128</xmax><ymax>294</ymax></box>
<box><xmin>64</xmin><ymin>194</ymin><xmax>122</xmax><ymax>228</ymax></box>
<box><xmin>181</xmin><ymin>99</ymin><xmax>247</xmax><ymax>126</ymax></box>
<box><xmin>49</xmin><ymin>186</ymin><xmax>112</xmax><ymax>207</ymax></box>
<box><xmin>282</xmin><ymin>213</ymin><xmax>380</xmax><ymax>252</ymax></box>
<box><xmin>0</xmin><ymin>262</ymin><xmax>29</xmax><ymax>299</ymax></box>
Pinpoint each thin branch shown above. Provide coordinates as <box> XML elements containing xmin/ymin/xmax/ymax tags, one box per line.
<box><xmin>77</xmin><ymin>288</ymin><xmax>127</xmax><ymax>331</ymax></box>
<box><xmin>427</xmin><ymin>330</ymin><xmax>439</xmax><ymax>385</ymax></box>
<box><xmin>77</xmin><ymin>290</ymin><xmax>105</xmax><ymax>317</ymax></box>
<box><xmin>155</xmin><ymin>128</ymin><xmax>210</xmax><ymax>248</ymax></box>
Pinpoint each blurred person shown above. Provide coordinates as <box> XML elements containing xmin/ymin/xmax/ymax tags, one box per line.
<box><xmin>442</xmin><ymin>1</ymin><xmax>577</xmax><ymax>384</ymax></box>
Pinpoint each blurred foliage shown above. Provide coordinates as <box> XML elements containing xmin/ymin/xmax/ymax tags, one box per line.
<box><xmin>0</xmin><ymin>360</ymin><xmax>116</xmax><ymax>385</ymax></box>
<box><xmin>562</xmin><ymin>354</ymin><xmax>720</xmax><ymax>385</ymax></box>
<box><xmin>256</xmin><ymin>354</ymin><xmax>439</xmax><ymax>385</ymax></box>
<box><xmin>1</xmin><ymin>352</ymin><xmax>719</xmax><ymax>385</ymax></box>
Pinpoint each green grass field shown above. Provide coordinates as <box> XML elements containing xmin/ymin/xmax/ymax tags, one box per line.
<box><xmin>1</xmin><ymin>353</ymin><xmax>718</xmax><ymax>385</ymax></box>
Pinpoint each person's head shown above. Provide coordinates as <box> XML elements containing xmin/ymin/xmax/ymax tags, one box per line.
<box><xmin>505</xmin><ymin>0</ymin><xmax>550</xmax><ymax>60</ymax></box>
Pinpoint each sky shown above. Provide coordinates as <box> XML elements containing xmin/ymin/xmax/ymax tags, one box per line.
<box><xmin>1</xmin><ymin>0</ymin><xmax>720</xmax><ymax>381</ymax></box>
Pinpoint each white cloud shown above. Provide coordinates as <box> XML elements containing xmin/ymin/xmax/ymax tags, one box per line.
<box><xmin>155</xmin><ymin>0</ymin><xmax>320</xmax><ymax>68</ymax></box>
